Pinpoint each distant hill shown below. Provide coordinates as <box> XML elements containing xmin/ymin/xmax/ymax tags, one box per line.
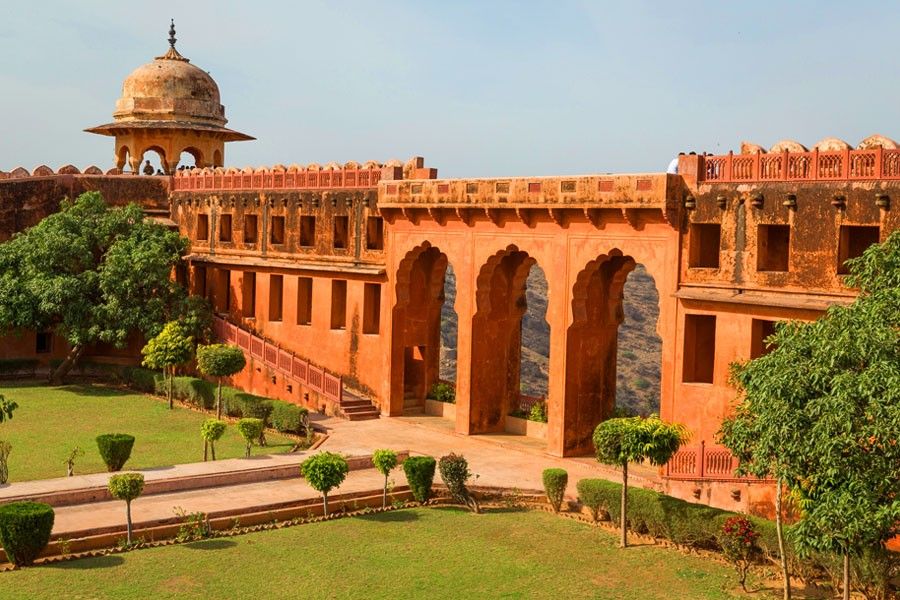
<box><xmin>439</xmin><ymin>264</ymin><xmax>661</xmax><ymax>416</ymax></box>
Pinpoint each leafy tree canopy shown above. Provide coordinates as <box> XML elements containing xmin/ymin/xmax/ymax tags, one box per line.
<box><xmin>593</xmin><ymin>415</ymin><xmax>688</xmax><ymax>467</ymax></box>
<box><xmin>196</xmin><ymin>344</ymin><xmax>246</xmax><ymax>378</ymax></box>
<box><xmin>141</xmin><ymin>321</ymin><xmax>193</xmax><ymax>372</ymax></box>
<box><xmin>0</xmin><ymin>192</ymin><xmax>198</xmax><ymax>381</ymax></box>
<box><xmin>721</xmin><ymin>231</ymin><xmax>900</xmax><ymax>558</ymax></box>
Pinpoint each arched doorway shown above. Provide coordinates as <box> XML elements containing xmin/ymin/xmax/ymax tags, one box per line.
<box><xmin>139</xmin><ymin>146</ymin><xmax>168</xmax><ymax>175</ymax></box>
<box><xmin>391</xmin><ymin>243</ymin><xmax>456</xmax><ymax>412</ymax></box>
<box><xmin>615</xmin><ymin>264</ymin><xmax>662</xmax><ymax>418</ymax></box>
<box><xmin>469</xmin><ymin>245</ymin><xmax>548</xmax><ymax>435</ymax></box>
<box><xmin>116</xmin><ymin>145</ymin><xmax>131</xmax><ymax>173</ymax></box>
<box><xmin>563</xmin><ymin>250</ymin><xmax>636</xmax><ymax>455</ymax></box>
<box><xmin>179</xmin><ymin>147</ymin><xmax>204</xmax><ymax>171</ymax></box>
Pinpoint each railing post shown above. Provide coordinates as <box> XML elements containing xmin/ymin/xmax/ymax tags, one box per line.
<box><xmin>841</xmin><ymin>146</ymin><xmax>850</xmax><ymax>180</ymax></box>
<box><xmin>875</xmin><ymin>146</ymin><xmax>883</xmax><ymax>179</ymax></box>
<box><xmin>752</xmin><ymin>150</ymin><xmax>760</xmax><ymax>181</ymax></box>
<box><xmin>698</xmin><ymin>440</ymin><xmax>706</xmax><ymax>479</ymax></box>
<box><xmin>812</xmin><ymin>148</ymin><xmax>819</xmax><ymax>181</ymax></box>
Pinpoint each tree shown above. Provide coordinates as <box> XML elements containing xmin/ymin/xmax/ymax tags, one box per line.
<box><xmin>236</xmin><ymin>418</ymin><xmax>263</xmax><ymax>458</ymax></box>
<box><xmin>593</xmin><ymin>416</ymin><xmax>688</xmax><ymax>548</ymax></box>
<box><xmin>0</xmin><ymin>192</ymin><xmax>192</xmax><ymax>384</ymax></box>
<box><xmin>108</xmin><ymin>473</ymin><xmax>145</xmax><ymax>545</ymax></box>
<box><xmin>196</xmin><ymin>344</ymin><xmax>246</xmax><ymax>419</ymax></box>
<box><xmin>300</xmin><ymin>452</ymin><xmax>349</xmax><ymax>517</ymax></box>
<box><xmin>141</xmin><ymin>321</ymin><xmax>194</xmax><ymax>409</ymax></box>
<box><xmin>438</xmin><ymin>453</ymin><xmax>480</xmax><ymax>513</ymax></box>
<box><xmin>720</xmin><ymin>231</ymin><xmax>900</xmax><ymax>600</ymax></box>
<box><xmin>0</xmin><ymin>395</ymin><xmax>19</xmax><ymax>484</ymax></box>
<box><xmin>0</xmin><ymin>395</ymin><xmax>17</xmax><ymax>423</ymax></box>
<box><xmin>372</xmin><ymin>449</ymin><xmax>398</xmax><ymax>509</ymax></box>
<box><xmin>200</xmin><ymin>419</ymin><xmax>227</xmax><ymax>461</ymax></box>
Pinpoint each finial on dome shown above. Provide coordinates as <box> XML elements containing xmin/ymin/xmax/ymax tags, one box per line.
<box><xmin>156</xmin><ymin>19</ymin><xmax>188</xmax><ymax>62</ymax></box>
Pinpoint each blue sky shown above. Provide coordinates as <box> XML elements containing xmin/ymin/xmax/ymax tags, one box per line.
<box><xmin>2</xmin><ymin>1</ymin><xmax>899</xmax><ymax>177</ymax></box>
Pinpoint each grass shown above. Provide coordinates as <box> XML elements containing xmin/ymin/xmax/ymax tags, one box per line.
<box><xmin>0</xmin><ymin>382</ymin><xmax>295</xmax><ymax>482</ymax></box>
<box><xmin>2</xmin><ymin>507</ymin><xmax>749</xmax><ymax>600</ymax></box>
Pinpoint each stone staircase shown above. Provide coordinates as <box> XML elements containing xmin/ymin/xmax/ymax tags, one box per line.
<box><xmin>340</xmin><ymin>387</ymin><xmax>381</xmax><ymax>421</ymax></box>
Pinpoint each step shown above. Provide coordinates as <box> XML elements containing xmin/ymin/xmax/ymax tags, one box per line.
<box><xmin>340</xmin><ymin>399</ymin><xmax>373</xmax><ymax>409</ymax></box>
<box><xmin>346</xmin><ymin>411</ymin><xmax>380</xmax><ymax>421</ymax></box>
<box><xmin>342</xmin><ymin>405</ymin><xmax>380</xmax><ymax>416</ymax></box>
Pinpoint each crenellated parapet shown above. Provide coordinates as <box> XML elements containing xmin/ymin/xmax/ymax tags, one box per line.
<box><xmin>0</xmin><ymin>164</ymin><xmax>127</xmax><ymax>180</ymax></box>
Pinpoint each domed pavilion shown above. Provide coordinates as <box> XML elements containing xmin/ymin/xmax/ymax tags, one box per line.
<box><xmin>86</xmin><ymin>21</ymin><xmax>253</xmax><ymax>174</ymax></box>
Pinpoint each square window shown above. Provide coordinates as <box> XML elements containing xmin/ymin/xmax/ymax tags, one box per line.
<box><xmin>751</xmin><ymin>319</ymin><xmax>777</xmax><ymax>359</ymax></box>
<box><xmin>333</xmin><ymin>216</ymin><xmax>349</xmax><ymax>249</ymax></box>
<box><xmin>300</xmin><ymin>216</ymin><xmax>316</xmax><ymax>247</ymax></box>
<box><xmin>838</xmin><ymin>225</ymin><xmax>879</xmax><ymax>274</ymax></box>
<box><xmin>757</xmin><ymin>225</ymin><xmax>790</xmax><ymax>272</ymax></box>
<box><xmin>270</xmin><ymin>216</ymin><xmax>286</xmax><ymax>245</ymax></box>
<box><xmin>297</xmin><ymin>277</ymin><xmax>313</xmax><ymax>325</ymax></box>
<box><xmin>197</xmin><ymin>214</ymin><xmax>209</xmax><ymax>241</ymax></box>
<box><xmin>688</xmin><ymin>223</ymin><xmax>721</xmax><ymax>268</ymax></box>
<box><xmin>330</xmin><ymin>280</ymin><xmax>347</xmax><ymax>330</ymax></box>
<box><xmin>269</xmin><ymin>275</ymin><xmax>283</xmax><ymax>322</ymax></box>
<box><xmin>35</xmin><ymin>332</ymin><xmax>52</xmax><ymax>354</ymax></box>
<box><xmin>242</xmin><ymin>272</ymin><xmax>256</xmax><ymax>318</ymax></box>
<box><xmin>366</xmin><ymin>217</ymin><xmax>384</xmax><ymax>250</ymax></box>
<box><xmin>682</xmin><ymin>314</ymin><xmax>716</xmax><ymax>383</ymax></box>
<box><xmin>363</xmin><ymin>283</ymin><xmax>381</xmax><ymax>334</ymax></box>
<box><xmin>219</xmin><ymin>214</ymin><xmax>232</xmax><ymax>242</ymax></box>
<box><xmin>243</xmin><ymin>215</ymin><xmax>258</xmax><ymax>244</ymax></box>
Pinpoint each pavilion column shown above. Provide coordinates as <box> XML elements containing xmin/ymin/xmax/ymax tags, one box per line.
<box><xmin>544</xmin><ymin>237</ymin><xmax>571</xmax><ymax>457</ymax></box>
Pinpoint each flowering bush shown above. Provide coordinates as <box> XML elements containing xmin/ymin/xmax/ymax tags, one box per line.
<box><xmin>718</xmin><ymin>515</ymin><xmax>759</xmax><ymax>591</ymax></box>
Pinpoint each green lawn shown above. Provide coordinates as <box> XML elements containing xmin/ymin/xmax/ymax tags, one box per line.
<box><xmin>0</xmin><ymin>383</ymin><xmax>295</xmax><ymax>482</ymax></box>
<box><xmin>2</xmin><ymin>508</ymin><xmax>750</xmax><ymax>600</ymax></box>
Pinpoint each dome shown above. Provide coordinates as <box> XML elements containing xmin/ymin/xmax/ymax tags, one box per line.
<box><xmin>114</xmin><ymin>56</ymin><xmax>225</xmax><ymax>126</ymax></box>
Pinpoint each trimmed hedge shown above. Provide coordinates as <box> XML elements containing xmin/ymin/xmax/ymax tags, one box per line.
<box><xmin>221</xmin><ymin>388</ymin><xmax>273</xmax><ymax>423</ymax></box>
<box><xmin>165</xmin><ymin>377</ymin><xmax>216</xmax><ymax>410</ymax></box>
<box><xmin>575</xmin><ymin>479</ymin><xmax>608</xmax><ymax>522</ymax></box>
<box><xmin>403</xmin><ymin>456</ymin><xmax>436</xmax><ymax>503</ymax></box>
<box><xmin>96</xmin><ymin>434</ymin><xmax>135</xmax><ymax>472</ymax></box>
<box><xmin>121</xmin><ymin>367</ymin><xmax>164</xmax><ymax>393</ymax></box>
<box><xmin>271</xmin><ymin>401</ymin><xmax>308</xmax><ymax>434</ymax></box>
<box><xmin>542</xmin><ymin>468</ymin><xmax>568</xmax><ymax>512</ymax></box>
<box><xmin>0</xmin><ymin>502</ymin><xmax>55</xmax><ymax>566</ymax></box>
<box><xmin>0</xmin><ymin>359</ymin><xmax>38</xmax><ymax>379</ymax></box>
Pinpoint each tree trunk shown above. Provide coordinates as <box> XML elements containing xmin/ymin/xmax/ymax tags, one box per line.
<box><xmin>167</xmin><ymin>366</ymin><xmax>174</xmax><ymax>410</ymax></box>
<box><xmin>383</xmin><ymin>474</ymin><xmax>388</xmax><ymax>509</ymax></box>
<box><xmin>210</xmin><ymin>442</ymin><xmax>216</xmax><ymax>461</ymax></box>
<box><xmin>216</xmin><ymin>380</ymin><xmax>223</xmax><ymax>419</ymax></box>
<box><xmin>621</xmin><ymin>461</ymin><xmax>628</xmax><ymax>548</ymax></box>
<box><xmin>50</xmin><ymin>344</ymin><xmax>84</xmax><ymax>385</ymax></box>
<box><xmin>203</xmin><ymin>440</ymin><xmax>208</xmax><ymax>462</ymax></box>
<box><xmin>245</xmin><ymin>442</ymin><xmax>250</xmax><ymax>459</ymax></box>
<box><xmin>842</xmin><ymin>551</ymin><xmax>850</xmax><ymax>600</ymax></box>
<box><xmin>323</xmin><ymin>492</ymin><xmax>329</xmax><ymax>517</ymax></box>
<box><xmin>775</xmin><ymin>478</ymin><xmax>792</xmax><ymax>600</ymax></box>
<box><xmin>125</xmin><ymin>500</ymin><xmax>133</xmax><ymax>545</ymax></box>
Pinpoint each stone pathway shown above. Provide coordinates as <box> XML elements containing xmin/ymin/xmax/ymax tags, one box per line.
<box><xmin>5</xmin><ymin>413</ymin><xmax>660</xmax><ymax>538</ymax></box>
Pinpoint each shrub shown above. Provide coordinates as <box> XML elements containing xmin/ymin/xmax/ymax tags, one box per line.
<box><xmin>200</xmin><ymin>419</ymin><xmax>227</xmax><ymax>461</ymax></box>
<box><xmin>718</xmin><ymin>516</ymin><xmax>758</xmax><ymax>592</ymax></box>
<box><xmin>221</xmin><ymin>389</ymin><xmax>273</xmax><ymax>423</ymax></box>
<box><xmin>271</xmin><ymin>401</ymin><xmax>308</xmax><ymax>434</ymax></box>
<box><xmin>121</xmin><ymin>367</ymin><xmax>164</xmax><ymax>393</ymax></box>
<box><xmin>542</xmin><ymin>468</ymin><xmax>567</xmax><ymax>512</ymax></box>
<box><xmin>0</xmin><ymin>502</ymin><xmax>55</xmax><ymax>567</ymax></box>
<box><xmin>403</xmin><ymin>456</ymin><xmax>436</xmax><ymax>503</ymax></box>
<box><xmin>167</xmin><ymin>377</ymin><xmax>216</xmax><ymax>409</ymax></box>
<box><xmin>0</xmin><ymin>359</ymin><xmax>38</xmax><ymax>379</ymax></box>
<box><xmin>576</xmin><ymin>478</ymin><xmax>612</xmax><ymax>522</ymax></box>
<box><xmin>95</xmin><ymin>434</ymin><xmax>135</xmax><ymax>472</ymax></box>
<box><xmin>372</xmin><ymin>449</ymin><xmax>398</xmax><ymax>509</ymax></box>
<box><xmin>528</xmin><ymin>402</ymin><xmax>548</xmax><ymax>423</ymax></box>
<box><xmin>108</xmin><ymin>473</ymin><xmax>145</xmax><ymax>545</ymax></box>
<box><xmin>300</xmin><ymin>452</ymin><xmax>349</xmax><ymax>517</ymax></box>
<box><xmin>427</xmin><ymin>383</ymin><xmax>455</xmax><ymax>403</ymax></box>
<box><xmin>236</xmin><ymin>418</ymin><xmax>264</xmax><ymax>458</ymax></box>
<box><xmin>438</xmin><ymin>453</ymin><xmax>480</xmax><ymax>513</ymax></box>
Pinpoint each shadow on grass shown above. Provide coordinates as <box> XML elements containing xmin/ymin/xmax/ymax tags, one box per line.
<box><xmin>47</xmin><ymin>554</ymin><xmax>125</xmax><ymax>570</ymax></box>
<box><xmin>63</xmin><ymin>384</ymin><xmax>130</xmax><ymax>398</ymax></box>
<box><xmin>183</xmin><ymin>539</ymin><xmax>237</xmax><ymax>551</ymax></box>
<box><xmin>357</xmin><ymin>510</ymin><xmax>419</xmax><ymax>523</ymax></box>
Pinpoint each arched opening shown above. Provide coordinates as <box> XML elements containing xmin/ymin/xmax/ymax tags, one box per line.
<box><xmin>212</xmin><ymin>149</ymin><xmax>223</xmax><ymax>168</ymax></box>
<box><xmin>391</xmin><ymin>243</ymin><xmax>457</xmax><ymax>412</ymax></box>
<box><xmin>469</xmin><ymin>246</ymin><xmax>548</xmax><ymax>435</ymax></box>
<box><xmin>615</xmin><ymin>264</ymin><xmax>662</xmax><ymax>418</ymax></box>
<box><xmin>139</xmin><ymin>147</ymin><xmax>168</xmax><ymax>175</ymax></box>
<box><xmin>178</xmin><ymin>147</ymin><xmax>203</xmax><ymax>171</ymax></box>
<box><xmin>564</xmin><ymin>251</ymin><xmax>635</xmax><ymax>455</ymax></box>
<box><xmin>439</xmin><ymin>263</ymin><xmax>458</xmax><ymax>385</ymax></box>
<box><xmin>511</xmin><ymin>265</ymin><xmax>549</xmax><ymax>421</ymax></box>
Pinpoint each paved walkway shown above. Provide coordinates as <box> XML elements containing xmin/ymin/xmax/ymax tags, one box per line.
<box><xmin>8</xmin><ymin>413</ymin><xmax>660</xmax><ymax>538</ymax></box>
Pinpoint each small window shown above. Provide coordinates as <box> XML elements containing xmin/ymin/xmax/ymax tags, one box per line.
<box><xmin>750</xmin><ymin>319</ymin><xmax>777</xmax><ymax>359</ymax></box>
<box><xmin>197</xmin><ymin>214</ymin><xmax>209</xmax><ymax>241</ymax></box>
<box><xmin>300</xmin><ymin>216</ymin><xmax>316</xmax><ymax>247</ymax></box>
<box><xmin>838</xmin><ymin>225</ymin><xmax>880</xmax><ymax>275</ymax></box>
<box><xmin>688</xmin><ymin>223</ymin><xmax>720</xmax><ymax>268</ymax></box>
<box><xmin>215</xmin><ymin>269</ymin><xmax>231</xmax><ymax>313</ymax></box>
<box><xmin>682</xmin><ymin>314</ymin><xmax>716</xmax><ymax>384</ymax></box>
<box><xmin>330</xmin><ymin>280</ymin><xmax>347</xmax><ymax>330</ymax></box>
<box><xmin>363</xmin><ymin>283</ymin><xmax>381</xmax><ymax>334</ymax></box>
<box><xmin>269</xmin><ymin>275</ymin><xmax>283</xmax><ymax>322</ymax></box>
<box><xmin>757</xmin><ymin>225</ymin><xmax>790</xmax><ymax>272</ymax></box>
<box><xmin>366</xmin><ymin>217</ymin><xmax>384</xmax><ymax>250</ymax></box>
<box><xmin>333</xmin><ymin>216</ymin><xmax>349</xmax><ymax>249</ymax></box>
<box><xmin>297</xmin><ymin>277</ymin><xmax>313</xmax><ymax>326</ymax></box>
<box><xmin>194</xmin><ymin>265</ymin><xmax>207</xmax><ymax>298</ymax></box>
<box><xmin>242</xmin><ymin>272</ymin><xmax>256</xmax><ymax>318</ymax></box>
<box><xmin>270</xmin><ymin>216</ymin><xmax>286</xmax><ymax>245</ymax></box>
<box><xmin>35</xmin><ymin>332</ymin><xmax>52</xmax><ymax>354</ymax></box>
<box><xmin>243</xmin><ymin>215</ymin><xmax>258</xmax><ymax>244</ymax></box>
<box><xmin>219</xmin><ymin>214</ymin><xmax>233</xmax><ymax>242</ymax></box>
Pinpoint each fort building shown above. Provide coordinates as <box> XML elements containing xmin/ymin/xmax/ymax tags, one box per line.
<box><xmin>2</xmin><ymin>28</ymin><xmax>898</xmax><ymax>516</ymax></box>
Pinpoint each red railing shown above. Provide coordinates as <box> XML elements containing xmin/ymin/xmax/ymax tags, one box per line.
<box><xmin>171</xmin><ymin>165</ymin><xmax>398</xmax><ymax>192</ymax></box>
<box><xmin>698</xmin><ymin>147</ymin><xmax>900</xmax><ymax>183</ymax></box>
<box><xmin>212</xmin><ymin>316</ymin><xmax>343</xmax><ymax>404</ymax></box>
<box><xmin>665</xmin><ymin>441</ymin><xmax>770</xmax><ymax>482</ymax></box>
